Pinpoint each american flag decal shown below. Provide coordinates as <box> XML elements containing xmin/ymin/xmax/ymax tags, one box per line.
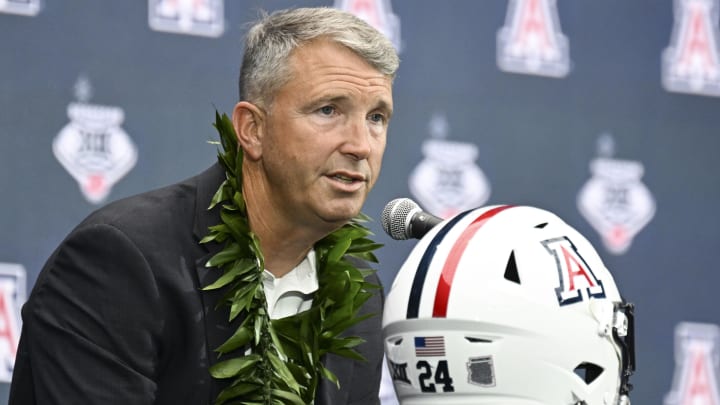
<box><xmin>414</xmin><ymin>336</ymin><xmax>446</xmax><ymax>357</ymax></box>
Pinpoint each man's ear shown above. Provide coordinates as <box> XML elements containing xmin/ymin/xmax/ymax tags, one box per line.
<box><xmin>232</xmin><ymin>101</ymin><xmax>265</xmax><ymax>161</ymax></box>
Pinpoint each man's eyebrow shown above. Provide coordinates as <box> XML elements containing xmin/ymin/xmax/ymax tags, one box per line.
<box><xmin>306</xmin><ymin>94</ymin><xmax>350</xmax><ymax>109</ymax></box>
<box><xmin>321</xmin><ymin>94</ymin><xmax>350</xmax><ymax>104</ymax></box>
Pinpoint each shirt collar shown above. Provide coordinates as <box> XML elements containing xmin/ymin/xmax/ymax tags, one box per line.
<box><xmin>262</xmin><ymin>249</ymin><xmax>319</xmax><ymax>296</ymax></box>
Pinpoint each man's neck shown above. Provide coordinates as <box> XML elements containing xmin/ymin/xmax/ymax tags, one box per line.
<box><xmin>242</xmin><ymin>173</ymin><xmax>328</xmax><ymax>278</ymax></box>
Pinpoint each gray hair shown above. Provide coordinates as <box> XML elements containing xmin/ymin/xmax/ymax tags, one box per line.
<box><xmin>238</xmin><ymin>7</ymin><xmax>400</xmax><ymax>108</ymax></box>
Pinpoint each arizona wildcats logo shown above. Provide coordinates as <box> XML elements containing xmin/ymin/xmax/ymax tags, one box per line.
<box><xmin>0</xmin><ymin>263</ymin><xmax>26</xmax><ymax>382</ymax></box>
<box><xmin>663</xmin><ymin>0</ymin><xmax>720</xmax><ymax>97</ymax></box>
<box><xmin>335</xmin><ymin>0</ymin><xmax>402</xmax><ymax>52</ymax></box>
<box><xmin>497</xmin><ymin>0</ymin><xmax>571</xmax><ymax>78</ymax></box>
<box><xmin>665</xmin><ymin>322</ymin><xmax>720</xmax><ymax>405</ymax></box>
<box><xmin>542</xmin><ymin>237</ymin><xmax>605</xmax><ymax>306</ymax></box>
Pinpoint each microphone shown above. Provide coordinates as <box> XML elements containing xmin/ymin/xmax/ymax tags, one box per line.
<box><xmin>381</xmin><ymin>198</ymin><xmax>443</xmax><ymax>240</ymax></box>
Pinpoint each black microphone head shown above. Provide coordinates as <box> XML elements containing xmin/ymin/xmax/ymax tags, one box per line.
<box><xmin>381</xmin><ymin>198</ymin><xmax>420</xmax><ymax>240</ymax></box>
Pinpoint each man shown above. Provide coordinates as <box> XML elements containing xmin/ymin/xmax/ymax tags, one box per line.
<box><xmin>382</xmin><ymin>205</ymin><xmax>635</xmax><ymax>404</ymax></box>
<box><xmin>10</xmin><ymin>7</ymin><xmax>399</xmax><ymax>405</ymax></box>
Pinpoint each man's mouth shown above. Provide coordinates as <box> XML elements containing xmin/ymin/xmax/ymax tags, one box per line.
<box><xmin>332</xmin><ymin>174</ymin><xmax>356</xmax><ymax>184</ymax></box>
<box><xmin>329</xmin><ymin>171</ymin><xmax>365</xmax><ymax>185</ymax></box>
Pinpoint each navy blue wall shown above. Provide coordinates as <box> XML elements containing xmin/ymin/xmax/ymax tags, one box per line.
<box><xmin>2</xmin><ymin>1</ymin><xmax>720</xmax><ymax>403</ymax></box>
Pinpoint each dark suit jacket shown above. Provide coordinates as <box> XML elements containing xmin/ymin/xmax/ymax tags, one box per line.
<box><xmin>9</xmin><ymin>163</ymin><xmax>384</xmax><ymax>405</ymax></box>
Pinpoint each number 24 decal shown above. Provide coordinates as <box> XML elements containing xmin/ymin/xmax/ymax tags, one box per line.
<box><xmin>417</xmin><ymin>360</ymin><xmax>455</xmax><ymax>392</ymax></box>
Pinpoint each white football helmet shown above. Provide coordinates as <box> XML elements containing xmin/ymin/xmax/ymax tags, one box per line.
<box><xmin>383</xmin><ymin>205</ymin><xmax>635</xmax><ymax>405</ymax></box>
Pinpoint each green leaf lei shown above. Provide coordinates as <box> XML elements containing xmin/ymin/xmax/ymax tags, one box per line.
<box><xmin>200</xmin><ymin>112</ymin><xmax>382</xmax><ymax>404</ymax></box>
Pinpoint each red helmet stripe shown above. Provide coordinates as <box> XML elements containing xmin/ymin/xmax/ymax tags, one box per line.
<box><xmin>432</xmin><ymin>205</ymin><xmax>515</xmax><ymax>318</ymax></box>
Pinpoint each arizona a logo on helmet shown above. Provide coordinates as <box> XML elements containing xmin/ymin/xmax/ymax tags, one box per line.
<box><xmin>663</xmin><ymin>0</ymin><xmax>720</xmax><ymax>97</ymax></box>
<box><xmin>542</xmin><ymin>237</ymin><xmax>606</xmax><ymax>306</ymax></box>
<box><xmin>497</xmin><ymin>0</ymin><xmax>571</xmax><ymax>77</ymax></box>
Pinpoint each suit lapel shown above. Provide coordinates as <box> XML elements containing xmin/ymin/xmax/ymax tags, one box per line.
<box><xmin>192</xmin><ymin>163</ymin><xmax>225</xmax><ymax>250</ymax></box>
<box><xmin>191</xmin><ymin>164</ymin><xmax>241</xmax><ymax>369</ymax></box>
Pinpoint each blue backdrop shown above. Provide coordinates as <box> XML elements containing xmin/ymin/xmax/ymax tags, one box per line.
<box><xmin>2</xmin><ymin>0</ymin><xmax>720</xmax><ymax>403</ymax></box>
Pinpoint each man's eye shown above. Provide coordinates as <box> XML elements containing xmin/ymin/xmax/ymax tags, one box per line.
<box><xmin>369</xmin><ymin>113</ymin><xmax>386</xmax><ymax>123</ymax></box>
<box><xmin>319</xmin><ymin>106</ymin><xmax>335</xmax><ymax>115</ymax></box>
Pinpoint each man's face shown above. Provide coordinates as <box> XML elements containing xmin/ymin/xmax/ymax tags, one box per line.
<box><xmin>259</xmin><ymin>39</ymin><xmax>393</xmax><ymax>229</ymax></box>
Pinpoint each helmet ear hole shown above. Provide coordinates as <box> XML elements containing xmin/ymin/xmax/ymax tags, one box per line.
<box><xmin>573</xmin><ymin>362</ymin><xmax>604</xmax><ymax>384</ymax></box>
<box><xmin>503</xmin><ymin>250</ymin><xmax>521</xmax><ymax>284</ymax></box>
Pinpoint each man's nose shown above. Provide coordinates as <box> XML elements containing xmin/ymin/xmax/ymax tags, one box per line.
<box><xmin>341</xmin><ymin>117</ymin><xmax>372</xmax><ymax>160</ymax></box>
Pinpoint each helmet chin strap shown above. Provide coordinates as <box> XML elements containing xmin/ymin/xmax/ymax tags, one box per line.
<box><xmin>613</xmin><ymin>301</ymin><xmax>636</xmax><ymax>402</ymax></box>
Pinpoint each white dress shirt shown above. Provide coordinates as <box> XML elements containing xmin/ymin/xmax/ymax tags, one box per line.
<box><xmin>262</xmin><ymin>250</ymin><xmax>319</xmax><ymax>319</ymax></box>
